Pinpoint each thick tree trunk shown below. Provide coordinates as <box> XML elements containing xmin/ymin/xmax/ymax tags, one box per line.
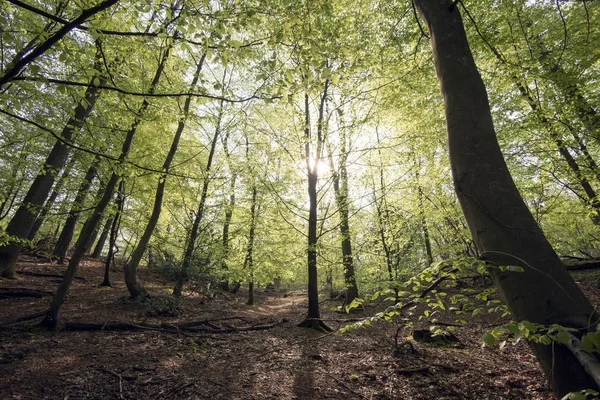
<box><xmin>173</xmin><ymin>98</ymin><xmax>224</xmax><ymax>297</ymax></box>
<box><xmin>124</xmin><ymin>54</ymin><xmax>206</xmax><ymax>299</ymax></box>
<box><xmin>0</xmin><ymin>67</ymin><xmax>106</xmax><ymax>278</ymax></box>
<box><xmin>414</xmin><ymin>0</ymin><xmax>598</xmax><ymax>396</ymax></box>
<box><xmin>41</xmin><ymin>42</ymin><xmax>172</xmax><ymax>329</ymax></box>
<box><xmin>53</xmin><ymin>158</ymin><xmax>98</xmax><ymax>263</ymax></box>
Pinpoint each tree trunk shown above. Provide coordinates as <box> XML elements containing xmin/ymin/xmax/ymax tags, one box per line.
<box><xmin>52</xmin><ymin>158</ymin><xmax>98</xmax><ymax>263</ymax></box>
<box><xmin>124</xmin><ymin>53</ymin><xmax>206</xmax><ymax>299</ymax></box>
<box><xmin>416</xmin><ymin>164</ymin><xmax>434</xmax><ymax>265</ymax></box>
<box><xmin>297</xmin><ymin>86</ymin><xmax>332</xmax><ymax>332</ymax></box>
<box><xmin>245</xmin><ymin>173</ymin><xmax>258</xmax><ymax>306</ymax></box>
<box><xmin>92</xmin><ymin>216</ymin><xmax>113</xmax><ymax>258</ymax></box>
<box><xmin>173</xmin><ymin>97</ymin><xmax>225</xmax><ymax>297</ymax></box>
<box><xmin>328</xmin><ymin>107</ymin><xmax>359</xmax><ymax>306</ymax></box>
<box><xmin>100</xmin><ymin>181</ymin><xmax>125</xmax><ymax>287</ymax></box>
<box><xmin>220</xmin><ymin>129</ymin><xmax>237</xmax><ymax>292</ymax></box>
<box><xmin>0</xmin><ymin>60</ymin><xmax>106</xmax><ymax>278</ymax></box>
<box><xmin>27</xmin><ymin>159</ymin><xmax>74</xmax><ymax>241</ymax></box>
<box><xmin>414</xmin><ymin>0</ymin><xmax>598</xmax><ymax>396</ymax></box>
<box><xmin>41</xmin><ymin>41</ymin><xmax>172</xmax><ymax>329</ymax></box>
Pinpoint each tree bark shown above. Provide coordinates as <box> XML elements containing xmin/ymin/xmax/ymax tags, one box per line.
<box><xmin>124</xmin><ymin>53</ymin><xmax>206</xmax><ymax>299</ymax></box>
<box><xmin>414</xmin><ymin>0</ymin><xmax>598</xmax><ymax>396</ymax></box>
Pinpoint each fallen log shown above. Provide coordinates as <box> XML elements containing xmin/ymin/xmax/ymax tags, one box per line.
<box><xmin>563</xmin><ymin>259</ymin><xmax>600</xmax><ymax>271</ymax></box>
<box><xmin>17</xmin><ymin>270</ymin><xmax>85</xmax><ymax>280</ymax></box>
<box><xmin>64</xmin><ymin>318</ymin><xmax>285</xmax><ymax>334</ymax></box>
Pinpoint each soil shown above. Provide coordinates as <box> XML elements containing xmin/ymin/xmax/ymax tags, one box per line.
<box><xmin>1</xmin><ymin>256</ymin><xmax>598</xmax><ymax>399</ymax></box>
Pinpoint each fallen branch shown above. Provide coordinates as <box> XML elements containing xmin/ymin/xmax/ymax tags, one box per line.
<box><xmin>97</xmin><ymin>367</ymin><xmax>137</xmax><ymax>381</ymax></box>
<box><xmin>0</xmin><ymin>311</ymin><xmax>46</xmax><ymax>326</ymax></box>
<box><xmin>17</xmin><ymin>270</ymin><xmax>85</xmax><ymax>280</ymax></box>
<box><xmin>563</xmin><ymin>259</ymin><xmax>600</xmax><ymax>271</ymax></box>
<box><xmin>0</xmin><ymin>287</ymin><xmax>53</xmax><ymax>298</ymax></box>
<box><xmin>395</xmin><ymin>366</ymin><xmax>431</xmax><ymax>375</ymax></box>
<box><xmin>323</xmin><ymin>372</ymin><xmax>368</xmax><ymax>400</ymax></box>
<box><xmin>64</xmin><ymin>318</ymin><xmax>285</xmax><ymax>334</ymax></box>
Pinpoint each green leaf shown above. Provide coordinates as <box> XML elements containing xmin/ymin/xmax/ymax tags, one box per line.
<box><xmin>482</xmin><ymin>333</ymin><xmax>495</xmax><ymax>347</ymax></box>
<box><xmin>504</xmin><ymin>265</ymin><xmax>524</xmax><ymax>272</ymax></box>
<box><xmin>555</xmin><ymin>330</ymin><xmax>570</xmax><ymax>344</ymax></box>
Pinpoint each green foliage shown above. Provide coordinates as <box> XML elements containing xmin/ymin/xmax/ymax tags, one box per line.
<box><xmin>342</xmin><ymin>257</ymin><xmax>495</xmax><ymax>334</ymax></box>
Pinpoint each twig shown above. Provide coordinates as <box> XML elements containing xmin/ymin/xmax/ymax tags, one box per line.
<box><xmin>323</xmin><ymin>372</ymin><xmax>368</xmax><ymax>400</ymax></box>
<box><xmin>395</xmin><ymin>366</ymin><xmax>431</xmax><ymax>375</ymax></box>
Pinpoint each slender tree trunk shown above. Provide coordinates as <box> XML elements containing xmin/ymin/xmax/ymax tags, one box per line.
<box><xmin>92</xmin><ymin>216</ymin><xmax>113</xmax><ymax>258</ymax></box>
<box><xmin>0</xmin><ymin>58</ymin><xmax>106</xmax><ymax>277</ymax></box>
<box><xmin>41</xmin><ymin>41</ymin><xmax>172</xmax><ymax>329</ymax></box>
<box><xmin>100</xmin><ymin>181</ymin><xmax>124</xmax><ymax>287</ymax></box>
<box><xmin>52</xmin><ymin>158</ymin><xmax>98</xmax><ymax>263</ymax></box>
<box><xmin>220</xmin><ymin>129</ymin><xmax>237</xmax><ymax>291</ymax></box>
<box><xmin>246</xmin><ymin>186</ymin><xmax>258</xmax><ymax>306</ymax></box>
<box><xmin>418</xmin><ymin>185</ymin><xmax>434</xmax><ymax>266</ymax></box>
<box><xmin>173</xmin><ymin>98</ymin><xmax>225</xmax><ymax>297</ymax></box>
<box><xmin>297</xmin><ymin>84</ymin><xmax>332</xmax><ymax>332</ymax></box>
<box><xmin>220</xmin><ymin>173</ymin><xmax>236</xmax><ymax>291</ymax></box>
<box><xmin>124</xmin><ymin>53</ymin><xmax>206</xmax><ymax>299</ymax></box>
<box><xmin>327</xmin><ymin>108</ymin><xmax>359</xmax><ymax>306</ymax></box>
<box><xmin>415</xmin><ymin>164</ymin><xmax>434</xmax><ymax>265</ymax></box>
<box><xmin>414</xmin><ymin>1</ymin><xmax>597</xmax><ymax>396</ymax></box>
<box><xmin>27</xmin><ymin>159</ymin><xmax>74</xmax><ymax>241</ymax></box>
<box><xmin>373</xmin><ymin>130</ymin><xmax>395</xmax><ymax>282</ymax></box>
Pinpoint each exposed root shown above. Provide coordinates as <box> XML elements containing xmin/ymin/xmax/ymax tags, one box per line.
<box><xmin>297</xmin><ymin>318</ymin><xmax>333</xmax><ymax>333</ymax></box>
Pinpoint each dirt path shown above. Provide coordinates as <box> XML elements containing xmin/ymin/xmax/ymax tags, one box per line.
<box><xmin>0</xmin><ymin>257</ymin><xmax>573</xmax><ymax>399</ymax></box>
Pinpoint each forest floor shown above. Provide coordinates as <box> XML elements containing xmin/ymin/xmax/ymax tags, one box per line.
<box><xmin>1</xmin><ymin>257</ymin><xmax>599</xmax><ymax>399</ymax></box>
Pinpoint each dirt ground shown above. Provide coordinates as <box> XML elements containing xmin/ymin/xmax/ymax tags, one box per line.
<box><xmin>2</xmin><ymin>256</ymin><xmax>598</xmax><ymax>399</ymax></box>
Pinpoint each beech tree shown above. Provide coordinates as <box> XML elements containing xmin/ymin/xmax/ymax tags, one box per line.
<box><xmin>413</xmin><ymin>0</ymin><xmax>598</xmax><ymax>395</ymax></box>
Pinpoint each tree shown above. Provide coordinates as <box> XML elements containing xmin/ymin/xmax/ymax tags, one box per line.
<box><xmin>0</xmin><ymin>43</ymin><xmax>106</xmax><ymax>278</ymax></box>
<box><xmin>296</xmin><ymin>83</ymin><xmax>332</xmax><ymax>332</ymax></box>
<box><xmin>124</xmin><ymin>52</ymin><xmax>207</xmax><ymax>299</ymax></box>
<box><xmin>327</xmin><ymin>106</ymin><xmax>359</xmax><ymax>306</ymax></box>
<box><xmin>413</xmin><ymin>0</ymin><xmax>598</xmax><ymax>396</ymax></box>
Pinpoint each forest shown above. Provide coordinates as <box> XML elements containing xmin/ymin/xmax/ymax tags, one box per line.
<box><xmin>1</xmin><ymin>0</ymin><xmax>600</xmax><ymax>398</ymax></box>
